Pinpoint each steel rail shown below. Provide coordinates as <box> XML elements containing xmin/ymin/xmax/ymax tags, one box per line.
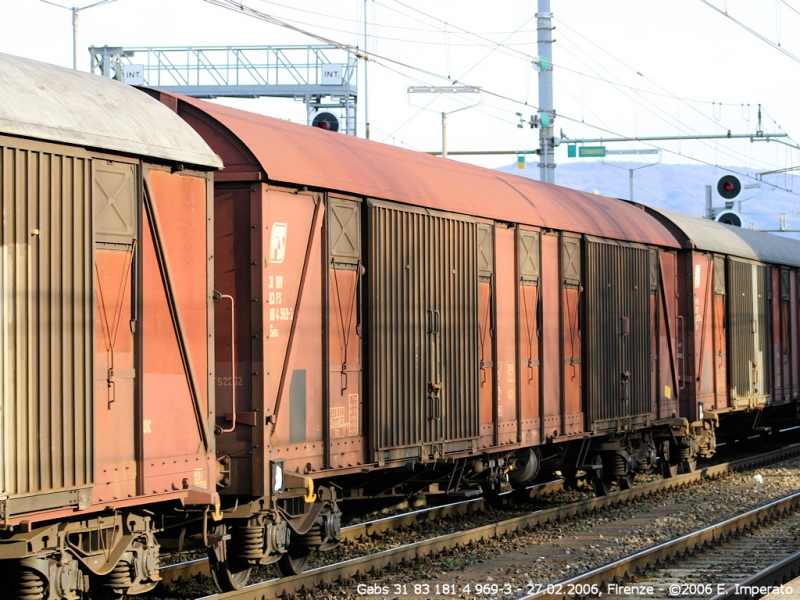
<box><xmin>710</xmin><ymin>549</ymin><xmax>800</xmax><ymax>599</ymax></box>
<box><xmin>522</xmin><ymin>490</ymin><xmax>800</xmax><ymax>600</ymax></box>
<box><xmin>175</xmin><ymin>443</ymin><xmax>800</xmax><ymax>600</ymax></box>
<box><xmin>159</xmin><ymin>478</ymin><xmax>566</xmax><ymax>585</ymax></box>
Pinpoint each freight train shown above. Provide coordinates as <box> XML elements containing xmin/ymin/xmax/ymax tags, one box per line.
<box><xmin>1</xmin><ymin>53</ymin><xmax>799</xmax><ymax>598</ymax></box>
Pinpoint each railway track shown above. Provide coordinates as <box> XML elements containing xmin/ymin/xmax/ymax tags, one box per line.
<box><xmin>714</xmin><ymin>549</ymin><xmax>800</xmax><ymax>599</ymax></box>
<box><xmin>158</xmin><ymin>478</ymin><xmax>567</xmax><ymax>586</ymax></box>
<box><xmin>523</xmin><ymin>492</ymin><xmax>800</xmax><ymax>599</ymax></box>
<box><xmin>158</xmin><ymin>443</ymin><xmax>800</xmax><ymax>599</ymax></box>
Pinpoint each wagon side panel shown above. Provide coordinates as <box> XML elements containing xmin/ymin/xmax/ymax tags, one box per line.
<box><xmin>0</xmin><ymin>138</ymin><xmax>94</xmax><ymax>517</ymax></box>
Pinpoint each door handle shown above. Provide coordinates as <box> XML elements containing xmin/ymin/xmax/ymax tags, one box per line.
<box><xmin>215</xmin><ymin>291</ymin><xmax>237</xmax><ymax>434</ymax></box>
<box><xmin>427</xmin><ymin>309</ymin><xmax>441</xmax><ymax>334</ymax></box>
<box><xmin>428</xmin><ymin>394</ymin><xmax>442</xmax><ymax>420</ymax></box>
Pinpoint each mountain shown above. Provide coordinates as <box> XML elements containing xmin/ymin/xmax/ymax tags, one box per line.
<box><xmin>496</xmin><ymin>161</ymin><xmax>800</xmax><ymax>238</ymax></box>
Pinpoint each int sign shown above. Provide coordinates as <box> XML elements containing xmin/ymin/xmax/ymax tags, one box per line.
<box><xmin>122</xmin><ymin>64</ymin><xmax>145</xmax><ymax>85</ymax></box>
<box><xmin>321</xmin><ymin>64</ymin><xmax>344</xmax><ymax>85</ymax></box>
<box><xmin>567</xmin><ymin>145</ymin><xmax>606</xmax><ymax>158</ymax></box>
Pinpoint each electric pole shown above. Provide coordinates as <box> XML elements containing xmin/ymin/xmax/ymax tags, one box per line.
<box><xmin>40</xmin><ymin>0</ymin><xmax>119</xmax><ymax>70</ymax></box>
<box><xmin>536</xmin><ymin>0</ymin><xmax>555</xmax><ymax>184</ymax></box>
<box><xmin>364</xmin><ymin>0</ymin><xmax>370</xmax><ymax>139</ymax></box>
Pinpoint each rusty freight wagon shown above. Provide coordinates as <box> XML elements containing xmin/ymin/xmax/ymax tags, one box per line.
<box><xmin>640</xmin><ymin>206</ymin><xmax>800</xmax><ymax>450</ymax></box>
<box><xmin>0</xmin><ymin>54</ymin><xmax>221</xmax><ymax>599</ymax></box>
<box><xmin>142</xmin><ymin>89</ymin><xmax>722</xmax><ymax>588</ymax></box>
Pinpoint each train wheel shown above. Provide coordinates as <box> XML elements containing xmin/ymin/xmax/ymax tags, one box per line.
<box><xmin>277</xmin><ymin>545</ymin><xmax>311</xmax><ymax>576</ymax></box>
<box><xmin>208</xmin><ymin>524</ymin><xmax>252</xmax><ymax>591</ymax></box>
<box><xmin>508</xmin><ymin>448</ymin><xmax>541</xmax><ymax>489</ymax></box>
<box><xmin>681</xmin><ymin>456</ymin><xmax>698</xmax><ymax>474</ymax></box>
<box><xmin>659</xmin><ymin>441</ymin><xmax>678</xmax><ymax>478</ymax></box>
<box><xmin>618</xmin><ymin>473</ymin><xmax>635</xmax><ymax>490</ymax></box>
<box><xmin>589</xmin><ymin>455</ymin><xmax>612</xmax><ymax>496</ymax></box>
<box><xmin>660</xmin><ymin>459</ymin><xmax>679</xmax><ymax>478</ymax></box>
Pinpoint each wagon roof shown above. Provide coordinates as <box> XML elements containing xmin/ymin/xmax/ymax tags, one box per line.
<box><xmin>162</xmin><ymin>92</ymin><xmax>679</xmax><ymax>247</ymax></box>
<box><xmin>642</xmin><ymin>205</ymin><xmax>800</xmax><ymax>267</ymax></box>
<box><xmin>0</xmin><ymin>53</ymin><xmax>221</xmax><ymax>168</ymax></box>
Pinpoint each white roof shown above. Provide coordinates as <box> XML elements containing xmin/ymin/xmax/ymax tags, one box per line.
<box><xmin>0</xmin><ymin>53</ymin><xmax>221</xmax><ymax>168</ymax></box>
<box><xmin>646</xmin><ymin>206</ymin><xmax>800</xmax><ymax>268</ymax></box>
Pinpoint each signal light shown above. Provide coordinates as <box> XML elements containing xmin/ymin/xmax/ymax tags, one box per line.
<box><xmin>714</xmin><ymin>210</ymin><xmax>742</xmax><ymax>227</ymax></box>
<box><xmin>717</xmin><ymin>175</ymin><xmax>741</xmax><ymax>200</ymax></box>
<box><xmin>311</xmin><ymin>112</ymin><xmax>339</xmax><ymax>132</ymax></box>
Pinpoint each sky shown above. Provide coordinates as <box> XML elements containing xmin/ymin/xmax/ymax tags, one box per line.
<box><xmin>2</xmin><ymin>0</ymin><xmax>800</xmax><ymax>207</ymax></box>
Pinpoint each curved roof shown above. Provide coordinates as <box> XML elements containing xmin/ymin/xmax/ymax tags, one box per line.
<box><xmin>0</xmin><ymin>53</ymin><xmax>221</xmax><ymax>168</ymax></box>
<box><xmin>641</xmin><ymin>205</ymin><xmax>800</xmax><ymax>268</ymax></box>
<box><xmin>162</xmin><ymin>93</ymin><xmax>678</xmax><ymax>248</ymax></box>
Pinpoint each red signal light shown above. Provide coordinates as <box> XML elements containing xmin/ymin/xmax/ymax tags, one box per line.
<box><xmin>311</xmin><ymin>112</ymin><xmax>339</xmax><ymax>132</ymax></box>
<box><xmin>717</xmin><ymin>175</ymin><xmax>741</xmax><ymax>200</ymax></box>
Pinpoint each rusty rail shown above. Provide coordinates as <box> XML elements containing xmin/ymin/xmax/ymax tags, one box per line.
<box><xmin>173</xmin><ymin>443</ymin><xmax>800</xmax><ymax>599</ymax></box>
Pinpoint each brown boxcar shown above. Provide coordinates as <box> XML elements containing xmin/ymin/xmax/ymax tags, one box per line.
<box><xmin>640</xmin><ymin>206</ymin><xmax>800</xmax><ymax>452</ymax></box>
<box><xmin>0</xmin><ymin>54</ymin><xmax>221</xmax><ymax>598</ymax></box>
<box><xmin>142</xmin><ymin>88</ymin><xmax>711</xmax><ymax>587</ymax></box>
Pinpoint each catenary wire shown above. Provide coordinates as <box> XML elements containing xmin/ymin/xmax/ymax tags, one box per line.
<box><xmin>201</xmin><ymin>0</ymin><xmax>800</xmax><ymax>198</ymax></box>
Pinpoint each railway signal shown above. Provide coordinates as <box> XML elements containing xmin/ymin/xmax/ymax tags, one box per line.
<box><xmin>312</xmin><ymin>111</ymin><xmax>340</xmax><ymax>132</ymax></box>
<box><xmin>717</xmin><ymin>174</ymin><xmax>741</xmax><ymax>199</ymax></box>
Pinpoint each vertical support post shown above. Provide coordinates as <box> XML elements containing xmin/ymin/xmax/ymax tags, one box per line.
<box><xmin>72</xmin><ymin>7</ymin><xmax>79</xmax><ymax>70</ymax></box>
<box><xmin>442</xmin><ymin>112</ymin><xmax>448</xmax><ymax>159</ymax></box>
<box><xmin>705</xmin><ymin>185</ymin><xmax>713</xmax><ymax>219</ymax></box>
<box><xmin>629</xmin><ymin>169</ymin><xmax>634</xmax><ymax>201</ymax></box>
<box><xmin>364</xmin><ymin>0</ymin><xmax>370</xmax><ymax>139</ymax></box>
<box><xmin>347</xmin><ymin>94</ymin><xmax>357</xmax><ymax>136</ymax></box>
<box><xmin>537</xmin><ymin>0</ymin><xmax>555</xmax><ymax>184</ymax></box>
<box><xmin>305</xmin><ymin>94</ymin><xmax>314</xmax><ymax>127</ymax></box>
<box><xmin>101</xmin><ymin>46</ymin><xmax>113</xmax><ymax>79</ymax></box>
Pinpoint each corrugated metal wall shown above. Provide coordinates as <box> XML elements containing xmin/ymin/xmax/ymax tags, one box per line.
<box><xmin>728</xmin><ymin>259</ymin><xmax>770</xmax><ymax>405</ymax></box>
<box><xmin>0</xmin><ymin>139</ymin><xmax>93</xmax><ymax>512</ymax></box>
<box><xmin>585</xmin><ymin>237</ymin><xmax>651</xmax><ymax>429</ymax></box>
<box><xmin>367</xmin><ymin>200</ymin><xmax>479</xmax><ymax>460</ymax></box>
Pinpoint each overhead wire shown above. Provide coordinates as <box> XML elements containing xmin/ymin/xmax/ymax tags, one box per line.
<box><xmin>245</xmin><ymin>0</ymin><xmax>782</xmax><ymax>126</ymax></box>
<box><xmin>453</xmin><ymin>12</ymin><xmax>538</xmax><ymax>81</ymax></box>
<box><xmin>554</xmin><ymin>18</ymin><xmax>753</xmax><ymax>134</ymax></box>
<box><xmin>555</xmin><ymin>31</ymin><xmax>773</xmax><ymax>172</ymax></box>
<box><xmin>781</xmin><ymin>0</ymin><xmax>800</xmax><ymax>17</ymax></box>
<box><xmin>201</xmin><ymin>0</ymin><xmax>800</xmax><ymax>198</ymax></box>
<box><xmin>699</xmin><ymin>0</ymin><xmax>800</xmax><ymax>64</ymax></box>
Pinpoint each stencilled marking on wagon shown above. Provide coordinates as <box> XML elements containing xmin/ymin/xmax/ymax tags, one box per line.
<box><xmin>269</xmin><ymin>222</ymin><xmax>287</xmax><ymax>263</ymax></box>
<box><xmin>194</xmin><ymin>468</ymin><xmax>206</xmax><ymax>489</ymax></box>
<box><xmin>348</xmin><ymin>394</ymin><xmax>359</xmax><ymax>437</ymax></box>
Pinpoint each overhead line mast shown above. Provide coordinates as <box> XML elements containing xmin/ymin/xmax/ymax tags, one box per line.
<box><xmin>536</xmin><ymin>0</ymin><xmax>556</xmax><ymax>184</ymax></box>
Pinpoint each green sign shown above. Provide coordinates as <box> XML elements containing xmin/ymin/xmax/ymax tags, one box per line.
<box><xmin>578</xmin><ymin>146</ymin><xmax>606</xmax><ymax>157</ymax></box>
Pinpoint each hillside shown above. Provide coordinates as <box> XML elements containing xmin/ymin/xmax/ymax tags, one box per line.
<box><xmin>496</xmin><ymin>161</ymin><xmax>800</xmax><ymax>238</ymax></box>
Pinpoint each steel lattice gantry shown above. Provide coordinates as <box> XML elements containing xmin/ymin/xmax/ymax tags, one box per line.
<box><xmin>89</xmin><ymin>45</ymin><xmax>358</xmax><ymax>135</ymax></box>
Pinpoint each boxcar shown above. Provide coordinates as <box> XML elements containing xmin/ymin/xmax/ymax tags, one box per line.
<box><xmin>0</xmin><ymin>54</ymin><xmax>221</xmax><ymax>599</ymax></box>
<box><xmin>144</xmin><ymin>90</ymin><xmax>726</xmax><ymax>588</ymax></box>
<box><xmin>640</xmin><ymin>206</ymin><xmax>800</xmax><ymax>450</ymax></box>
